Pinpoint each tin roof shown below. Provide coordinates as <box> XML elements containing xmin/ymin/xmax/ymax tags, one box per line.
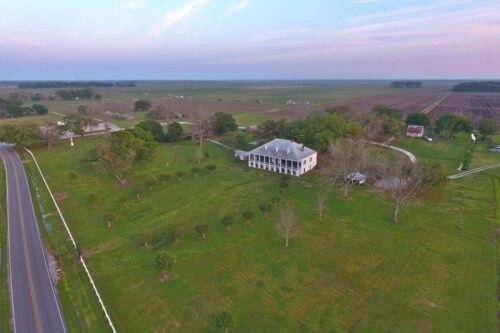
<box><xmin>249</xmin><ymin>138</ymin><xmax>316</xmax><ymax>160</ymax></box>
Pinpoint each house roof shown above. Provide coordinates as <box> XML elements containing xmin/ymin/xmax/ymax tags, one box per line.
<box><xmin>407</xmin><ymin>125</ymin><xmax>424</xmax><ymax>134</ymax></box>
<box><xmin>249</xmin><ymin>138</ymin><xmax>316</xmax><ymax>160</ymax></box>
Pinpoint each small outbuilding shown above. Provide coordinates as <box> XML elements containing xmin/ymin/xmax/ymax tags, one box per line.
<box><xmin>346</xmin><ymin>172</ymin><xmax>367</xmax><ymax>185</ymax></box>
<box><xmin>234</xmin><ymin>150</ymin><xmax>249</xmax><ymax>161</ymax></box>
<box><xmin>406</xmin><ymin>125</ymin><xmax>425</xmax><ymax>138</ymax></box>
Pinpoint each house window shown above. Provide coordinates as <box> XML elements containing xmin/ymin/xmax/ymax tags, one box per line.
<box><xmin>309</xmin><ymin>157</ymin><xmax>312</xmax><ymax>162</ymax></box>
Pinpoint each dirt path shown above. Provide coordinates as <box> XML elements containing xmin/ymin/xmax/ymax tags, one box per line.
<box><xmin>420</xmin><ymin>92</ymin><xmax>451</xmax><ymax>114</ymax></box>
<box><xmin>367</xmin><ymin>141</ymin><xmax>417</xmax><ymax>164</ymax></box>
<box><xmin>447</xmin><ymin>163</ymin><xmax>500</xmax><ymax>179</ymax></box>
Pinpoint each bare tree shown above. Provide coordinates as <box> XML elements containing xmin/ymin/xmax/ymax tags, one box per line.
<box><xmin>384</xmin><ymin>159</ymin><xmax>431</xmax><ymax>224</ymax></box>
<box><xmin>275</xmin><ymin>204</ymin><xmax>299</xmax><ymax>247</ymax></box>
<box><xmin>315</xmin><ymin>192</ymin><xmax>327</xmax><ymax>221</ymax></box>
<box><xmin>39</xmin><ymin>122</ymin><xmax>59</xmax><ymax>149</ymax></box>
<box><xmin>191</xmin><ymin>108</ymin><xmax>212</xmax><ymax>150</ymax></box>
<box><xmin>78</xmin><ymin>105</ymin><xmax>97</xmax><ymax>132</ymax></box>
<box><xmin>326</xmin><ymin>140</ymin><xmax>369</xmax><ymax>198</ymax></box>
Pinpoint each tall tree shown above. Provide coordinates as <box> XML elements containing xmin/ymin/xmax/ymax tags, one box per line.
<box><xmin>0</xmin><ymin>123</ymin><xmax>40</xmax><ymax>147</ymax></box>
<box><xmin>373</xmin><ymin>105</ymin><xmax>401</xmax><ymax>135</ymax></box>
<box><xmin>326</xmin><ymin>140</ymin><xmax>369</xmax><ymax>198</ymax></box>
<box><xmin>166</xmin><ymin>122</ymin><xmax>184</xmax><ymax>142</ymax></box>
<box><xmin>384</xmin><ymin>159</ymin><xmax>445</xmax><ymax>224</ymax></box>
<box><xmin>92</xmin><ymin>129</ymin><xmax>156</xmax><ymax>185</ymax></box>
<box><xmin>39</xmin><ymin>122</ymin><xmax>59</xmax><ymax>149</ymax></box>
<box><xmin>405</xmin><ymin>113</ymin><xmax>431</xmax><ymax>127</ymax></box>
<box><xmin>78</xmin><ymin>105</ymin><xmax>97</xmax><ymax>132</ymax></box>
<box><xmin>258</xmin><ymin>119</ymin><xmax>288</xmax><ymax>139</ymax></box>
<box><xmin>212</xmin><ymin>112</ymin><xmax>238</xmax><ymax>134</ymax></box>
<box><xmin>32</xmin><ymin>104</ymin><xmax>49</xmax><ymax>115</ymax></box>
<box><xmin>315</xmin><ymin>193</ymin><xmax>327</xmax><ymax>221</ymax></box>
<box><xmin>134</xmin><ymin>99</ymin><xmax>152</xmax><ymax>112</ymax></box>
<box><xmin>191</xmin><ymin>109</ymin><xmax>212</xmax><ymax>150</ymax></box>
<box><xmin>478</xmin><ymin>118</ymin><xmax>497</xmax><ymax>138</ymax></box>
<box><xmin>61</xmin><ymin>114</ymin><xmax>87</xmax><ymax>137</ymax></box>
<box><xmin>435</xmin><ymin>114</ymin><xmax>473</xmax><ymax>138</ymax></box>
<box><xmin>275</xmin><ymin>204</ymin><xmax>299</xmax><ymax>248</ymax></box>
<box><xmin>136</xmin><ymin>119</ymin><xmax>164</xmax><ymax>142</ymax></box>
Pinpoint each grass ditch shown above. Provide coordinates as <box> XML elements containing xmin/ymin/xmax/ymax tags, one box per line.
<box><xmin>19</xmin><ymin>149</ymin><xmax>109</xmax><ymax>332</ymax></box>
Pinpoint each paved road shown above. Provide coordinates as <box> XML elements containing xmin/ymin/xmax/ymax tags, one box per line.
<box><xmin>0</xmin><ymin>144</ymin><xmax>66</xmax><ymax>333</ymax></box>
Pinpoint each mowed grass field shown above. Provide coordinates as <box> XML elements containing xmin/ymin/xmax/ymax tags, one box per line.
<box><xmin>19</xmin><ymin>135</ymin><xmax>497</xmax><ymax>332</ymax></box>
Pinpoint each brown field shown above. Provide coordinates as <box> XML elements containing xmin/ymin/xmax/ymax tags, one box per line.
<box><xmin>2</xmin><ymin>82</ymin><xmax>498</xmax><ymax>126</ymax></box>
<box><xmin>428</xmin><ymin>92</ymin><xmax>500</xmax><ymax>123</ymax></box>
<box><xmin>269</xmin><ymin>90</ymin><xmax>447</xmax><ymax>118</ymax></box>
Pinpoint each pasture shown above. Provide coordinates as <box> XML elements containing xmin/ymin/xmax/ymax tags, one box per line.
<box><xmin>19</xmin><ymin>135</ymin><xmax>498</xmax><ymax>332</ymax></box>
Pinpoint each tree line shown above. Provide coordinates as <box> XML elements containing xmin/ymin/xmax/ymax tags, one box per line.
<box><xmin>56</xmin><ymin>88</ymin><xmax>101</xmax><ymax>101</ymax></box>
<box><xmin>452</xmin><ymin>81</ymin><xmax>500</xmax><ymax>93</ymax></box>
<box><xmin>18</xmin><ymin>81</ymin><xmax>136</xmax><ymax>89</ymax></box>
<box><xmin>0</xmin><ymin>95</ymin><xmax>49</xmax><ymax>118</ymax></box>
<box><xmin>390</xmin><ymin>81</ymin><xmax>423</xmax><ymax>88</ymax></box>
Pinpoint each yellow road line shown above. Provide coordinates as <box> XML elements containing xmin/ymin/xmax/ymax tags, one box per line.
<box><xmin>6</xmin><ymin>152</ymin><xmax>43</xmax><ymax>333</ymax></box>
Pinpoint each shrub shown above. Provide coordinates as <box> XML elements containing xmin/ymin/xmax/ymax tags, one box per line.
<box><xmin>68</xmin><ymin>171</ymin><xmax>78</xmax><ymax>181</ymax></box>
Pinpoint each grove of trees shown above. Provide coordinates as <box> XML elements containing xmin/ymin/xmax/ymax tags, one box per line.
<box><xmin>56</xmin><ymin>88</ymin><xmax>96</xmax><ymax>101</ymax></box>
<box><xmin>435</xmin><ymin>114</ymin><xmax>472</xmax><ymax>137</ymax></box>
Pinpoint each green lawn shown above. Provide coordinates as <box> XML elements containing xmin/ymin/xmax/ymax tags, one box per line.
<box><xmin>19</xmin><ymin>135</ymin><xmax>497</xmax><ymax>332</ymax></box>
<box><xmin>393</xmin><ymin>134</ymin><xmax>475</xmax><ymax>174</ymax></box>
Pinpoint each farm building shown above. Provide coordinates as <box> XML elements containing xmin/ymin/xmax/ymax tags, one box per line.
<box><xmin>406</xmin><ymin>125</ymin><xmax>425</xmax><ymax>138</ymax></box>
<box><xmin>247</xmin><ymin>138</ymin><xmax>317</xmax><ymax>176</ymax></box>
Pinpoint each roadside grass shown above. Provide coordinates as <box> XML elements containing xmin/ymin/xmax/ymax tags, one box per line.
<box><xmin>19</xmin><ymin>150</ymin><xmax>109</xmax><ymax>332</ymax></box>
<box><xmin>0</xmin><ymin>163</ymin><xmax>10</xmax><ymax>332</ymax></box>
<box><xmin>23</xmin><ymin>135</ymin><xmax>498</xmax><ymax>332</ymax></box>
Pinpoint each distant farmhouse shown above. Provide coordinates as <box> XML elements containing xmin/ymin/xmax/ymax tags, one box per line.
<box><xmin>241</xmin><ymin>139</ymin><xmax>317</xmax><ymax>176</ymax></box>
<box><xmin>406</xmin><ymin>125</ymin><xmax>425</xmax><ymax>138</ymax></box>
<box><xmin>286</xmin><ymin>99</ymin><xmax>311</xmax><ymax>105</ymax></box>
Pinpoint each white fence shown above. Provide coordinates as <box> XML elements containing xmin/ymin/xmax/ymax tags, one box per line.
<box><xmin>24</xmin><ymin>147</ymin><xmax>117</xmax><ymax>333</ymax></box>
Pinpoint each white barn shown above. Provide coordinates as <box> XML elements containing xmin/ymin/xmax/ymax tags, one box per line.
<box><xmin>247</xmin><ymin>138</ymin><xmax>317</xmax><ymax>177</ymax></box>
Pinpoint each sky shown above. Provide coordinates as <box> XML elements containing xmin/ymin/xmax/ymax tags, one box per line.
<box><xmin>0</xmin><ymin>0</ymin><xmax>499</xmax><ymax>80</ymax></box>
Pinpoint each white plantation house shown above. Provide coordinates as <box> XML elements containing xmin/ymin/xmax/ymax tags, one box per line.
<box><xmin>247</xmin><ymin>139</ymin><xmax>317</xmax><ymax>176</ymax></box>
